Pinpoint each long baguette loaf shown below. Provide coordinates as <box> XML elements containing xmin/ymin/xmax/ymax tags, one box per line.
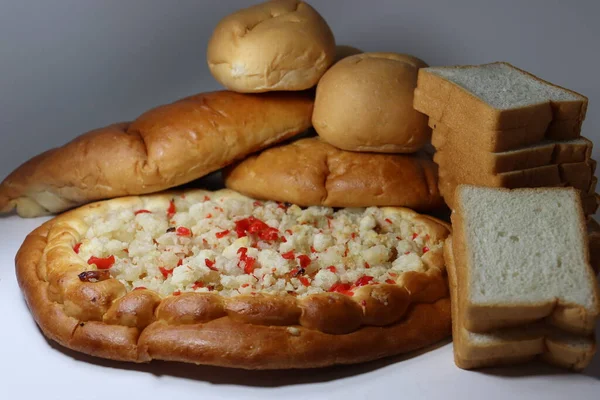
<box><xmin>0</xmin><ymin>91</ymin><xmax>314</xmax><ymax>217</ymax></box>
<box><xmin>451</xmin><ymin>186</ymin><xmax>600</xmax><ymax>335</ymax></box>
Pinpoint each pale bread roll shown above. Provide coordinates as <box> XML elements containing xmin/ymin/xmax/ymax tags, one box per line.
<box><xmin>313</xmin><ymin>52</ymin><xmax>431</xmax><ymax>153</ymax></box>
<box><xmin>207</xmin><ymin>0</ymin><xmax>336</xmax><ymax>93</ymax></box>
<box><xmin>223</xmin><ymin>137</ymin><xmax>444</xmax><ymax>211</ymax></box>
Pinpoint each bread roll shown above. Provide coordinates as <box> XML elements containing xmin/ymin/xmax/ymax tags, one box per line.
<box><xmin>313</xmin><ymin>52</ymin><xmax>431</xmax><ymax>153</ymax></box>
<box><xmin>207</xmin><ymin>0</ymin><xmax>336</xmax><ymax>93</ymax></box>
<box><xmin>224</xmin><ymin>137</ymin><xmax>444</xmax><ymax>211</ymax></box>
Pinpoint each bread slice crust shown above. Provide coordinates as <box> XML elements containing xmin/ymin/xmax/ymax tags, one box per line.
<box><xmin>16</xmin><ymin>189</ymin><xmax>452</xmax><ymax>369</ymax></box>
<box><xmin>430</xmin><ymin>119</ymin><xmax>592</xmax><ymax>174</ymax></box>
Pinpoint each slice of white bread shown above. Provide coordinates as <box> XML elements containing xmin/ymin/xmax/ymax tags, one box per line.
<box><xmin>434</xmin><ymin>149</ymin><xmax>595</xmax><ymax>192</ymax></box>
<box><xmin>414</xmin><ymin>62</ymin><xmax>587</xmax><ymax>142</ymax></box>
<box><xmin>418</xmin><ymin>91</ymin><xmax>584</xmax><ymax>144</ymax></box>
<box><xmin>431</xmin><ymin>120</ymin><xmax>592</xmax><ymax>173</ymax></box>
<box><xmin>434</xmin><ymin>152</ymin><xmax>562</xmax><ymax>188</ymax></box>
<box><xmin>437</xmin><ymin>170</ymin><xmax>599</xmax><ymax>216</ymax></box>
<box><xmin>445</xmin><ymin>237</ymin><xmax>597</xmax><ymax>371</ymax></box>
<box><xmin>451</xmin><ymin>186</ymin><xmax>600</xmax><ymax>335</ymax></box>
<box><xmin>422</xmin><ymin>98</ymin><xmax>548</xmax><ymax>152</ymax></box>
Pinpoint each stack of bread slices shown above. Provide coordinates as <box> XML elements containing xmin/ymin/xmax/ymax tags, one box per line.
<box><xmin>413</xmin><ymin>62</ymin><xmax>598</xmax><ymax>215</ymax></box>
<box><xmin>446</xmin><ymin>185</ymin><xmax>599</xmax><ymax>370</ymax></box>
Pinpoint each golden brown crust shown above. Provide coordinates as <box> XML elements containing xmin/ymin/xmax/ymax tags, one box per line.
<box><xmin>16</xmin><ymin>189</ymin><xmax>452</xmax><ymax>368</ymax></box>
<box><xmin>313</xmin><ymin>52</ymin><xmax>430</xmax><ymax>153</ymax></box>
<box><xmin>207</xmin><ymin>0</ymin><xmax>336</xmax><ymax>92</ymax></box>
<box><xmin>1</xmin><ymin>91</ymin><xmax>314</xmax><ymax>217</ymax></box>
<box><xmin>137</xmin><ymin>299</ymin><xmax>450</xmax><ymax>369</ymax></box>
<box><xmin>224</xmin><ymin>138</ymin><xmax>445</xmax><ymax>211</ymax></box>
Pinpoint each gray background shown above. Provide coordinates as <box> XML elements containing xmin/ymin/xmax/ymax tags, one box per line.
<box><xmin>0</xmin><ymin>0</ymin><xmax>598</xmax><ymax>180</ymax></box>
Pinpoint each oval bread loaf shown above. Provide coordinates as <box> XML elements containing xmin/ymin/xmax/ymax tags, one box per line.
<box><xmin>207</xmin><ymin>0</ymin><xmax>336</xmax><ymax>92</ymax></box>
<box><xmin>223</xmin><ymin>137</ymin><xmax>444</xmax><ymax>210</ymax></box>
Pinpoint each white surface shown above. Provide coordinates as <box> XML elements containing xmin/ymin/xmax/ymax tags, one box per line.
<box><xmin>1</xmin><ymin>215</ymin><xmax>599</xmax><ymax>400</ymax></box>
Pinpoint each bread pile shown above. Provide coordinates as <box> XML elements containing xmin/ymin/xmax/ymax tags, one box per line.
<box><xmin>0</xmin><ymin>0</ymin><xmax>445</xmax><ymax>216</ymax></box>
<box><xmin>225</xmin><ymin>50</ymin><xmax>443</xmax><ymax>209</ymax></box>
<box><xmin>446</xmin><ymin>186</ymin><xmax>599</xmax><ymax>370</ymax></box>
<box><xmin>413</xmin><ymin>62</ymin><xmax>598</xmax><ymax>215</ymax></box>
<box><xmin>2</xmin><ymin>0</ymin><xmax>600</xmax><ymax>373</ymax></box>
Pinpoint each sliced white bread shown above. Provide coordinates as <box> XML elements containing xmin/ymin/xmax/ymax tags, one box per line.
<box><xmin>451</xmin><ymin>186</ymin><xmax>600</xmax><ymax>335</ymax></box>
<box><xmin>423</xmin><ymin>100</ymin><xmax>548</xmax><ymax>152</ymax></box>
<box><xmin>560</xmin><ymin>159</ymin><xmax>597</xmax><ymax>192</ymax></box>
<box><xmin>414</xmin><ymin>62</ymin><xmax>587</xmax><ymax>141</ymax></box>
<box><xmin>431</xmin><ymin>120</ymin><xmax>592</xmax><ymax>173</ymax></box>
<box><xmin>434</xmin><ymin>152</ymin><xmax>562</xmax><ymax>187</ymax></box>
<box><xmin>434</xmin><ymin>148</ymin><xmax>595</xmax><ymax>192</ymax></box>
<box><xmin>438</xmin><ymin>170</ymin><xmax>598</xmax><ymax>216</ymax></box>
<box><xmin>445</xmin><ymin>237</ymin><xmax>597</xmax><ymax>371</ymax></box>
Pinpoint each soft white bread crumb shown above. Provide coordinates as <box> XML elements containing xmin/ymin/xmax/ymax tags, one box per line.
<box><xmin>453</xmin><ymin>186</ymin><xmax>600</xmax><ymax>335</ymax></box>
<box><xmin>445</xmin><ymin>237</ymin><xmax>597</xmax><ymax>370</ymax></box>
<box><xmin>427</xmin><ymin>62</ymin><xmax>583</xmax><ymax>110</ymax></box>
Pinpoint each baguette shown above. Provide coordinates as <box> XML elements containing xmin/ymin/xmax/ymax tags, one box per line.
<box><xmin>0</xmin><ymin>91</ymin><xmax>314</xmax><ymax>217</ymax></box>
<box><xmin>451</xmin><ymin>186</ymin><xmax>600</xmax><ymax>335</ymax></box>
<box><xmin>414</xmin><ymin>62</ymin><xmax>587</xmax><ymax>140</ymax></box>
<box><xmin>445</xmin><ymin>237</ymin><xmax>597</xmax><ymax>371</ymax></box>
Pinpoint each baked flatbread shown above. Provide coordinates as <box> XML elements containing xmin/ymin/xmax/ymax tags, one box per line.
<box><xmin>16</xmin><ymin>189</ymin><xmax>451</xmax><ymax>369</ymax></box>
<box><xmin>1</xmin><ymin>91</ymin><xmax>313</xmax><ymax>218</ymax></box>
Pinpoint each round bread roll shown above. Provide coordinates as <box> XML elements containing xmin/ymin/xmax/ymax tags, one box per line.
<box><xmin>207</xmin><ymin>0</ymin><xmax>336</xmax><ymax>93</ymax></box>
<box><xmin>313</xmin><ymin>52</ymin><xmax>431</xmax><ymax>153</ymax></box>
<box><xmin>223</xmin><ymin>137</ymin><xmax>444</xmax><ymax>211</ymax></box>
<box><xmin>334</xmin><ymin>45</ymin><xmax>363</xmax><ymax>63</ymax></box>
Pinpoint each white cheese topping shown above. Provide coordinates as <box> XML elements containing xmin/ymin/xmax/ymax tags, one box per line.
<box><xmin>76</xmin><ymin>193</ymin><xmax>442</xmax><ymax>297</ymax></box>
